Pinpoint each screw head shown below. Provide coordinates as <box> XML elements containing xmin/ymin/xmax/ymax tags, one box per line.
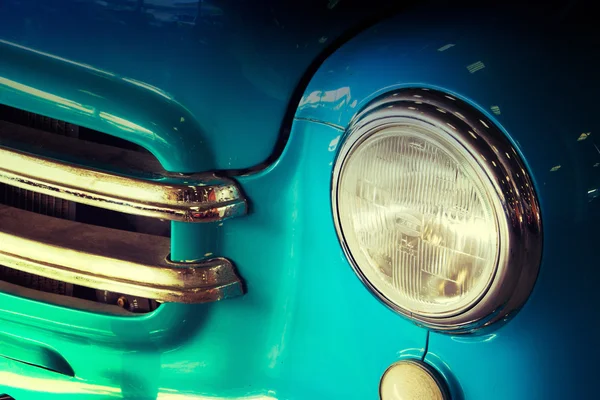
<box><xmin>117</xmin><ymin>296</ymin><xmax>129</xmax><ymax>309</ymax></box>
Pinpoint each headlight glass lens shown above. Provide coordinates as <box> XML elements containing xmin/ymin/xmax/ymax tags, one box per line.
<box><xmin>337</xmin><ymin>123</ymin><xmax>500</xmax><ymax>317</ymax></box>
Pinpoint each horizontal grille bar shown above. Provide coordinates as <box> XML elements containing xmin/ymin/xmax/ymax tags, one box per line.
<box><xmin>0</xmin><ymin>128</ymin><xmax>247</xmax><ymax>222</ymax></box>
<box><xmin>0</xmin><ymin>205</ymin><xmax>243</xmax><ymax>303</ymax></box>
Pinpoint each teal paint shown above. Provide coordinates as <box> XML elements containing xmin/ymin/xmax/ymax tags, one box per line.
<box><xmin>1</xmin><ymin>1</ymin><xmax>598</xmax><ymax>398</ymax></box>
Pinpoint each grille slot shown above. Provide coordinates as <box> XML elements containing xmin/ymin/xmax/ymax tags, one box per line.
<box><xmin>0</xmin><ymin>184</ymin><xmax>74</xmax><ymax>219</ymax></box>
<box><xmin>0</xmin><ymin>106</ymin><xmax>246</xmax><ymax>312</ymax></box>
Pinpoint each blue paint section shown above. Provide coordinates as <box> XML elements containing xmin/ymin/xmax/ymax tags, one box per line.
<box><xmin>0</xmin><ymin>39</ymin><xmax>213</xmax><ymax>172</ymax></box>
<box><xmin>1</xmin><ymin>1</ymin><xmax>598</xmax><ymax>398</ymax></box>
<box><xmin>0</xmin><ymin>120</ymin><xmax>427</xmax><ymax>398</ymax></box>
<box><xmin>171</xmin><ymin>221</ymin><xmax>219</xmax><ymax>261</ymax></box>
<box><xmin>296</xmin><ymin>4</ymin><xmax>600</xmax><ymax>398</ymax></box>
<box><xmin>0</xmin><ymin>0</ymin><xmax>396</xmax><ymax>171</ymax></box>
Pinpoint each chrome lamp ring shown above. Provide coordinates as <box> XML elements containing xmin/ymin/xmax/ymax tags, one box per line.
<box><xmin>331</xmin><ymin>88</ymin><xmax>542</xmax><ymax>333</ymax></box>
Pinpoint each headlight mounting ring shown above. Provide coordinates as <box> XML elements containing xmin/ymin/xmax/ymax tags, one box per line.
<box><xmin>331</xmin><ymin>88</ymin><xmax>542</xmax><ymax>333</ymax></box>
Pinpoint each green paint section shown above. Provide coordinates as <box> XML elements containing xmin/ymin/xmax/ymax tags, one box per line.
<box><xmin>0</xmin><ymin>120</ymin><xmax>427</xmax><ymax>399</ymax></box>
<box><xmin>0</xmin><ymin>332</ymin><xmax>74</xmax><ymax>377</ymax></box>
<box><xmin>170</xmin><ymin>222</ymin><xmax>220</xmax><ymax>262</ymax></box>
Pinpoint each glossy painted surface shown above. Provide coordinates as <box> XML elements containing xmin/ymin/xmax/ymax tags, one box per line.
<box><xmin>0</xmin><ymin>0</ymin><xmax>396</xmax><ymax>171</ymax></box>
<box><xmin>296</xmin><ymin>3</ymin><xmax>600</xmax><ymax>399</ymax></box>
<box><xmin>0</xmin><ymin>117</ymin><xmax>427</xmax><ymax>399</ymax></box>
<box><xmin>0</xmin><ymin>331</ymin><xmax>74</xmax><ymax>377</ymax></box>
<box><xmin>1</xmin><ymin>1</ymin><xmax>599</xmax><ymax>400</ymax></box>
<box><xmin>1</xmin><ymin>3</ymin><xmax>427</xmax><ymax>397</ymax></box>
<box><xmin>0</xmin><ymin>38</ymin><xmax>211</xmax><ymax>173</ymax></box>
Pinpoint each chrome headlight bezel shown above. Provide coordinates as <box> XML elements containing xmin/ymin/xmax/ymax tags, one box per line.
<box><xmin>331</xmin><ymin>88</ymin><xmax>542</xmax><ymax>333</ymax></box>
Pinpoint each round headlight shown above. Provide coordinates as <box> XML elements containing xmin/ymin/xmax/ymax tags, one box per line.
<box><xmin>332</xmin><ymin>88</ymin><xmax>542</xmax><ymax>332</ymax></box>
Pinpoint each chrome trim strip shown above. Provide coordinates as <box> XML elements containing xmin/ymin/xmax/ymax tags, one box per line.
<box><xmin>0</xmin><ymin>145</ymin><xmax>247</xmax><ymax>223</ymax></box>
<box><xmin>0</xmin><ymin>205</ymin><xmax>244</xmax><ymax>303</ymax></box>
<box><xmin>331</xmin><ymin>88</ymin><xmax>542</xmax><ymax>333</ymax></box>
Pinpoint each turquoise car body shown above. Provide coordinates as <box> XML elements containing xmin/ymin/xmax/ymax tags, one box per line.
<box><xmin>0</xmin><ymin>0</ymin><xmax>598</xmax><ymax>399</ymax></box>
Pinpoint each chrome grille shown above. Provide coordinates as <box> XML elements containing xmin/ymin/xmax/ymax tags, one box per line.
<box><xmin>0</xmin><ymin>105</ymin><xmax>77</xmax><ymax>218</ymax></box>
<box><xmin>0</xmin><ymin>105</ymin><xmax>247</xmax><ymax>310</ymax></box>
<box><xmin>0</xmin><ymin>108</ymin><xmax>77</xmax><ymax>297</ymax></box>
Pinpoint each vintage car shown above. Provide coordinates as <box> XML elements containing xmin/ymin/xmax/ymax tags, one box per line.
<box><xmin>0</xmin><ymin>0</ymin><xmax>597</xmax><ymax>399</ymax></box>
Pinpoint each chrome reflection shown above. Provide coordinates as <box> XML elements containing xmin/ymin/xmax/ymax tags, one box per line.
<box><xmin>0</xmin><ymin>146</ymin><xmax>247</xmax><ymax>223</ymax></box>
<box><xmin>0</xmin><ymin>205</ymin><xmax>243</xmax><ymax>303</ymax></box>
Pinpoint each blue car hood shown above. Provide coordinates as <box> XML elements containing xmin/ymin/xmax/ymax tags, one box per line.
<box><xmin>0</xmin><ymin>0</ymin><xmax>395</xmax><ymax>171</ymax></box>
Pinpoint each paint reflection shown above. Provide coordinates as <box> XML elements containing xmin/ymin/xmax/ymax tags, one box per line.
<box><xmin>0</xmin><ymin>369</ymin><xmax>278</xmax><ymax>399</ymax></box>
<box><xmin>157</xmin><ymin>390</ymin><xmax>276</xmax><ymax>400</ymax></box>
<box><xmin>99</xmin><ymin>111</ymin><xmax>155</xmax><ymax>136</ymax></box>
<box><xmin>0</xmin><ymin>370</ymin><xmax>121</xmax><ymax>396</ymax></box>
<box><xmin>299</xmin><ymin>87</ymin><xmax>351</xmax><ymax>111</ymax></box>
<box><xmin>0</xmin><ymin>77</ymin><xmax>94</xmax><ymax>116</ymax></box>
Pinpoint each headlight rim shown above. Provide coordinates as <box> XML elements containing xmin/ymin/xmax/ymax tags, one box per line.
<box><xmin>331</xmin><ymin>88</ymin><xmax>542</xmax><ymax>333</ymax></box>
